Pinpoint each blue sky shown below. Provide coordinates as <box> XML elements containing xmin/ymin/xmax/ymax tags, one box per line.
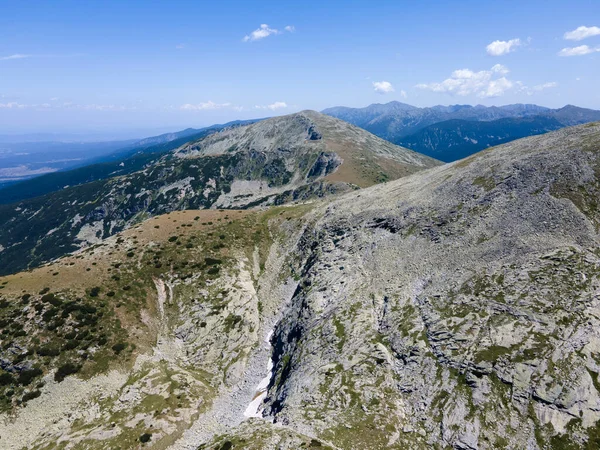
<box><xmin>1</xmin><ymin>0</ymin><xmax>599</xmax><ymax>136</ymax></box>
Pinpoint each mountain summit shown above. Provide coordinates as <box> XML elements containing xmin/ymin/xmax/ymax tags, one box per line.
<box><xmin>0</xmin><ymin>110</ymin><xmax>439</xmax><ymax>276</ymax></box>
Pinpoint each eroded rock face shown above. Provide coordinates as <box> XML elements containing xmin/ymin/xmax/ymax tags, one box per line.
<box><xmin>257</xmin><ymin>123</ymin><xmax>600</xmax><ymax>449</ymax></box>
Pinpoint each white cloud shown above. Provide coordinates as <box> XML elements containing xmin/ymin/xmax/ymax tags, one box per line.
<box><xmin>533</xmin><ymin>82</ymin><xmax>558</xmax><ymax>91</ymax></box>
<box><xmin>486</xmin><ymin>38</ymin><xmax>521</xmax><ymax>56</ymax></box>
<box><xmin>255</xmin><ymin>101</ymin><xmax>287</xmax><ymax>111</ymax></box>
<box><xmin>482</xmin><ymin>78</ymin><xmax>513</xmax><ymax>97</ymax></box>
<box><xmin>180</xmin><ymin>101</ymin><xmax>232</xmax><ymax>111</ymax></box>
<box><xmin>558</xmin><ymin>45</ymin><xmax>600</xmax><ymax>56</ymax></box>
<box><xmin>400</xmin><ymin>90</ymin><xmax>407</xmax><ymax>99</ymax></box>
<box><xmin>0</xmin><ymin>53</ymin><xmax>84</xmax><ymax>61</ymax></box>
<box><xmin>243</xmin><ymin>24</ymin><xmax>295</xmax><ymax>42</ymax></box>
<box><xmin>515</xmin><ymin>80</ymin><xmax>559</xmax><ymax>96</ymax></box>
<box><xmin>373</xmin><ymin>81</ymin><xmax>395</xmax><ymax>94</ymax></box>
<box><xmin>0</xmin><ymin>102</ymin><xmax>26</xmax><ymax>109</ymax></box>
<box><xmin>0</xmin><ymin>54</ymin><xmax>31</xmax><ymax>61</ymax></box>
<box><xmin>564</xmin><ymin>25</ymin><xmax>600</xmax><ymax>41</ymax></box>
<box><xmin>175</xmin><ymin>44</ymin><xmax>185</xmax><ymax>49</ymax></box>
<box><xmin>53</xmin><ymin>103</ymin><xmax>132</xmax><ymax>111</ymax></box>
<box><xmin>243</xmin><ymin>24</ymin><xmax>280</xmax><ymax>42</ymax></box>
<box><xmin>80</xmin><ymin>104</ymin><xmax>129</xmax><ymax>111</ymax></box>
<box><xmin>491</xmin><ymin>64</ymin><xmax>509</xmax><ymax>75</ymax></box>
<box><xmin>416</xmin><ymin>64</ymin><xmax>514</xmax><ymax>98</ymax></box>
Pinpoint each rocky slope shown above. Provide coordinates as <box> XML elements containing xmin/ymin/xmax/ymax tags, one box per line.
<box><xmin>0</xmin><ymin>120</ymin><xmax>258</xmax><ymax>206</ymax></box>
<box><xmin>256</xmin><ymin>121</ymin><xmax>600</xmax><ymax>449</ymax></box>
<box><xmin>0</xmin><ymin>122</ymin><xmax>599</xmax><ymax>449</ymax></box>
<box><xmin>0</xmin><ymin>111</ymin><xmax>438</xmax><ymax>277</ymax></box>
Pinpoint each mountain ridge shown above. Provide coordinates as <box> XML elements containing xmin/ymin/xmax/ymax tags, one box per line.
<box><xmin>0</xmin><ymin>119</ymin><xmax>262</xmax><ymax>205</ymax></box>
<box><xmin>0</xmin><ymin>110</ymin><xmax>438</xmax><ymax>277</ymax></box>
<box><xmin>323</xmin><ymin>101</ymin><xmax>600</xmax><ymax>160</ymax></box>
<box><xmin>397</xmin><ymin>115</ymin><xmax>566</xmax><ymax>162</ymax></box>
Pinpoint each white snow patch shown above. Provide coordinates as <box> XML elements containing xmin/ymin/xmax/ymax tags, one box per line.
<box><xmin>243</xmin><ymin>329</ymin><xmax>275</xmax><ymax>418</ymax></box>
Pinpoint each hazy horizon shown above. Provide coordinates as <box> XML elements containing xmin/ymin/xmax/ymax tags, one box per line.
<box><xmin>0</xmin><ymin>100</ymin><xmax>592</xmax><ymax>141</ymax></box>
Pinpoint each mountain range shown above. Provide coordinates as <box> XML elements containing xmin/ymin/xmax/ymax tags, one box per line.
<box><xmin>323</xmin><ymin>102</ymin><xmax>600</xmax><ymax>161</ymax></box>
<box><xmin>3</xmin><ymin>102</ymin><xmax>599</xmax><ymax>201</ymax></box>
<box><xmin>0</xmin><ymin>118</ymin><xmax>599</xmax><ymax>449</ymax></box>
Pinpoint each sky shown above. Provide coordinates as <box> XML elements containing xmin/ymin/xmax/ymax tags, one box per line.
<box><xmin>1</xmin><ymin>0</ymin><xmax>599</xmax><ymax>137</ymax></box>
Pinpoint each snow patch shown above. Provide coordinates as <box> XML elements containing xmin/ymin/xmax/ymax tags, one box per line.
<box><xmin>244</xmin><ymin>329</ymin><xmax>275</xmax><ymax>418</ymax></box>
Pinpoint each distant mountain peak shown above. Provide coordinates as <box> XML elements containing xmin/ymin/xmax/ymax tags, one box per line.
<box><xmin>322</xmin><ymin>101</ymin><xmax>600</xmax><ymax>161</ymax></box>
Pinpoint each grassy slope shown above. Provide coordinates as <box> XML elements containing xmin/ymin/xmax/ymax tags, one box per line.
<box><xmin>0</xmin><ymin>206</ymin><xmax>311</xmax><ymax>449</ymax></box>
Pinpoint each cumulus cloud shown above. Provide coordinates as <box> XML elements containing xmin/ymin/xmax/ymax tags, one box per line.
<box><xmin>0</xmin><ymin>54</ymin><xmax>31</xmax><ymax>61</ymax></box>
<box><xmin>243</xmin><ymin>24</ymin><xmax>295</xmax><ymax>42</ymax></box>
<box><xmin>255</xmin><ymin>101</ymin><xmax>287</xmax><ymax>111</ymax></box>
<box><xmin>490</xmin><ymin>64</ymin><xmax>509</xmax><ymax>75</ymax></box>
<box><xmin>400</xmin><ymin>90</ymin><xmax>407</xmax><ymax>99</ymax></box>
<box><xmin>533</xmin><ymin>82</ymin><xmax>558</xmax><ymax>91</ymax></box>
<box><xmin>482</xmin><ymin>77</ymin><xmax>513</xmax><ymax>97</ymax></box>
<box><xmin>558</xmin><ymin>45</ymin><xmax>600</xmax><ymax>56</ymax></box>
<box><xmin>180</xmin><ymin>101</ymin><xmax>232</xmax><ymax>111</ymax></box>
<box><xmin>243</xmin><ymin>24</ymin><xmax>280</xmax><ymax>42</ymax></box>
<box><xmin>564</xmin><ymin>26</ymin><xmax>600</xmax><ymax>41</ymax></box>
<box><xmin>373</xmin><ymin>81</ymin><xmax>395</xmax><ymax>94</ymax></box>
<box><xmin>416</xmin><ymin>64</ymin><xmax>513</xmax><ymax>98</ymax></box>
<box><xmin>486</xmin><ymin>38</ymin><xmax>521</xmax><ymax>56</ymax></box>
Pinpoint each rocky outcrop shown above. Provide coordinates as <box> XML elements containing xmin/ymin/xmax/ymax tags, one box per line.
<box><xmin>253</xmin><ymin>122</ymin><xmax>600</xmax><ymax>449</ymax></box>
